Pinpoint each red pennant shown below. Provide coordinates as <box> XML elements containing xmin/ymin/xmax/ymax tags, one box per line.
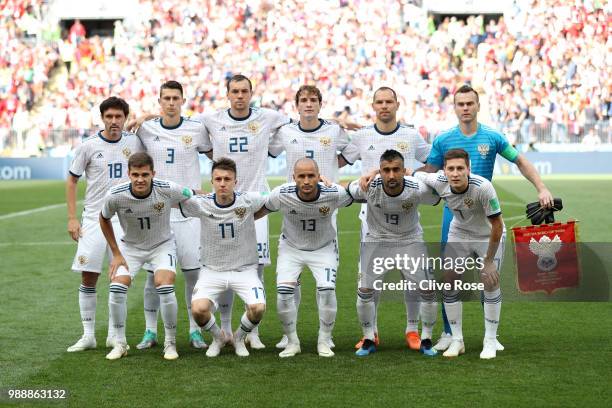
<box><xmin>512</xmin><ymin>221</ymin><xmax>580</xmax><ymax>294</ymax></box>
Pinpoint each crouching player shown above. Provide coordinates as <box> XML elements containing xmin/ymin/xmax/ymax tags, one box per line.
<box><xmin>415</xmin><ymin>148</ymin><xmax>504</xmax><ymax>359</ymax></box>
<box><xmin>255</xmin><ymin>158</ymin><xmax>353</xmax><ymax>358</ymax></box>
<box><xmin>100</xmin><ymin>152</ymin><xmax>195</xmax><ymax>360</ymax></box>
<box><xmin>180</xmin><ymin>158</ymin><xmax>268</xmax><ymax>358</ymax></box>
<box><xmin>349</xmin><ymin>149</ymin><xmax>440</xmax><ymax>356</ymax></box>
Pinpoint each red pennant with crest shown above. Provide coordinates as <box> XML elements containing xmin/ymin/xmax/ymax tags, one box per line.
<box><xmin>512</xmin><ymin>221</ymin><xmax>580</xmax><ymax>294</ymax></box>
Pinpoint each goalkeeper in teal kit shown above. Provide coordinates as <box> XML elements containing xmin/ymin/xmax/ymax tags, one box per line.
<box><xmin>420</xmin><ymin>85</ymin><xmax>554</xmax><ymax>352</ymax></box>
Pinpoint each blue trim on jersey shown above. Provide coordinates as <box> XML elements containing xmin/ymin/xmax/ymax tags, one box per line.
<box><xmin>298</xmin><ymin>119</ymin><xmax>324</xmax><ymax>133</ymax></box>
<box><xmin>374</xmin><ymin>123</ymin><xmax>400</xmax><ymax>136</ymax></box>
<box><xmin>68</xmin><ymin>170</ymin><xmax>81</xmax><ymax>178</ymax></box>
<box><xmin>111</xmin><ymin>186</ymin><xmax>130</xmax><ymax>195</ymax></box>
<box><xmin>160</xmin><ymin>117</ymin><xmax>184</xmax><ymax>130</ymax></box>
<box><xmin>98</xmin><ymin>130</ymin><xmax>122</xmax><ymax>144</ymax></box>
<box><xmin>213</xmin><ymin>193</ymin><xmax>236</xmax><ymax>208</ymax></box>
<box><xmin>227</xmin><ymin>108</ymin><xmax>252</xmax><ymax>121</ymax></box>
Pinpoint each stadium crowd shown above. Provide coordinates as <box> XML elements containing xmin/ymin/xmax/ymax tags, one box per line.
<box><xmin>0</xmin><ymin>0</ymin><xmax>610</xmax><ymax>156</ymax></box>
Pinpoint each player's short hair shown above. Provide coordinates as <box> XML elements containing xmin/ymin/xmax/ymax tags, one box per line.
<box><xmin>453</xmin><ymin>84</ymin><xmax>479</xmax><ymax>103</ymax></box>
<box><xmin>160</xmin><ymin>80</ymin><xmax>183</xmax><ymax>97</ymax></box>
<box><xmin>295</xmin><ymin>85</ymin><xmax>322</xmax><ymax>105</ymax></box>
<box><xmin>443</xmin><ymin>148</ymin><xmax>470</xmax><ymax>167</ymax></box>
<box><xmin>128</xmin><ymin>152</ymin><xmax>154</xmax><ymax>171</ymax></box>
<box><xmin>373</xmin><ymin>86</ymin><xmax>398</xmax><ymax>102</ymax></box>
<box><xmin>212</xmin><ymin>157</ymin><xmax>237</xmax><ymax>177</ymax></box>
<box><xmin>379</xmin><ymin>149</ymin><xmax>404</xmax><ymax>165</ymax></box>
<box><xmin>294</xmin><ymin>157</ymin><xmax>320</xmax><ymax>173</ymax></box>
<box><xmin>226</xmin><ymin>74</ymin><xmax>252</xmax><ymax>92</ymax></box>
<box><xmin>100</xmin><ymin>97</ymin><xmax>129</xmax><ymax>117</ymax></box>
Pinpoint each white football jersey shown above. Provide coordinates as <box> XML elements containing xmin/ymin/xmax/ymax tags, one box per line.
<box><xmin>415</xmin><ymin>172</ymin><xmax>503</xmax><ymax>237</ymax></box>
<box><xmin>269</xmin><ymin>120</ymin><xmax>350</xmax><ymax>182</ymax></box>
<box><xmin>341</xmin><ymin>124</ymin><xmax>430</xmax><ymax>174</ymax></box>
<box><xmin>137</xmin><ymin>116</ymin><xmax>208</xmax><ymax>190</ymax></box>
<box><xmin>69</xmin><ymin>131</ymin><xmax>144</xmax><ymax>219</ymax></box>
<box><xmin>197</xmin><ymin>107</ymin><xmax>290</xmax><ymax>192</ymax></box>
<box><xmin>179</xmin><ymin>191</ymin><xmax>268</xmax><ymax>271</ymax></box>
<box><xmin>348</xmin><ymin>176</ymin><xmax>439</xmax><ymax>242</ymax></box>
<box><xmin>101</xmin><ymin>179</ymin><xmax>193</xmax><ymax>250</ymax></box>
<box><xmin>265</xmin><ymin>182</ymin><xmax>353</xmax><ymax>251</ymax></box>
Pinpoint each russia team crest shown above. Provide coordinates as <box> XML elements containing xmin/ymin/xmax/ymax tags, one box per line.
<box><xmin>512</xmin><ymin>220</ymin><xmax>580</xmax><ymax>294</ymax></box>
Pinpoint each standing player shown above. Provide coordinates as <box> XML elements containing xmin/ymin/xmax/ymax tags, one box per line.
<box><xmin>100</xmin><ymin>152</ymin><xmax>195</xmax><ymax>360</ymax></box>
<box><xmin>66</xmin><ymin>97</ymin><xmax>144</xmax><ymax>352</ymax></box>
<box><xmin>415</xmin><ymin>149</ymin><xmax>505</xmax><ymax>359</ymax></box>
<box><xmin>135</xmin><ymin>81</ymin><xmax>209</xmax><ymax>350</ymax></box>
<box><xmin>420</xmin><ymin>85</ymin><xmax>553</xmax><ymax>351</ymax></box>
<box><xmin>341</xmin><ymin>87</ymin><xmax>431</xmax><ymax>350</ymax></box>
<box><xmin>255</xmin><ymin>158</ymin><xmax>353</xmax><ymax>357</ymax></box>
<box><xmin>196</xmin><ymin>74</ymin><xmax>290</xmax><ymax>349</ymax></box>
<box><xmin>268</xmin><ymin>85</ymin><xmax>351</xmax><ymax>349</ymax></box>
<box><xmin>180</xmin><ymin>158</ymin><xmax>268</xmax><ymax>357</ymax></box>
<box><xmin>348</xmin><ymin>150</ymin><xmax>440</xmax><ymax>356</ymax></box>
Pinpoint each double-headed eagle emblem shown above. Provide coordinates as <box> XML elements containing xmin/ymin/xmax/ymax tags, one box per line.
<box><xmin>529</xmin><ymin>235</ymin><xmax>562</xmax><ymax>271</ymax></box>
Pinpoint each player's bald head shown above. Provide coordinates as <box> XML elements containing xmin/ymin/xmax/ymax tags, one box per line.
<box><xmin>294</xmin><ymin>157</ymin><xmax>319</xmax><ymax>175</ymax></box>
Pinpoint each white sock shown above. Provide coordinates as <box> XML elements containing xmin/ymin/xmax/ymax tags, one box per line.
<box><xmin>157</xmin><ymin>285</ymin><xmax>177</xmax><ymax>343</ymax></box>
<box><xmin>202</xmin><ymin>314</ymin><xmax>223</xmax><ymax>341</ymax></box>
<box><xmin>404</xmin><ymin>289</ymin><xmax>420</xmax><ymax>333</ymax></box>
<box><xmin>257</xmin><ymin>264</ymin><xmax>265</xmax><ymax>282</ymax></box>
<box><xmin>218</xmin><ymin>289</ymin><xmax>234</xmax><ymax>335</ymax></box>
<box><xmin>109</xmin><ymin>283</ymin><xmax>128</xmax><ymax>344</ymax></box>
<box><xmin>317</xmin><ymin>287</ymin><xmax>337</xmax><ymax>341</ymax></box>
<box><xmin>419</xmin><ymin>292</ymin><xmax>437</xmax><ymax>340</ymax></box>
<box><xmin>183</xmin><ymin>268</ymin><xmax>200</xmax><ymax>333</ymax></box>
<box><xmin>235</xmin><ymin>312</ymin><xmax>259</xmax><ymax>341</ymax></box>
<box><xmin>484</xmin><ymin>288</ymin><xmax>502</xmax><ymax>339</ymax></box>
<box><xmin>356</xmin><ymin>289</ymin><xmax>376</xmax><ymax>340</ymax></box>
<box><xmin>78</xmin><ymin>285</ymin><xmax>96</xmax><ymax>337</ymax></box>
<box><xmin>294</xmin><ymin>278</ymin><xmax>302</xmax><ymax>313</ymax></box>
<box><xmin>443</xmin><ymin>290</ymin><xmax>463</xmax><ymax>341</ymax></box>
<box><xmin>372</xmin><ymin>289</ymin><xmax>380</xmax><ymax>334</ymax></box>
<box><xmin>143</xmin><ymin>271</ymin><xmax>159</xmax><ymax>333</ymax></box>
<box><xmin>277</xmin><ymin>286</ymin><xmax>298</xmax><ymax>343</ymax></box>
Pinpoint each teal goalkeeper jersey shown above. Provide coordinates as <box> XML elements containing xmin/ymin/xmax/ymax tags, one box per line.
<box><xmin>426</xmin><ymin>123</ymin><xmax>518</xmax><ymax>180</ymax></box>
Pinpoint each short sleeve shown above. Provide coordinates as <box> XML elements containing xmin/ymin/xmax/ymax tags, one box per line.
<box><xmin>340</xmin><ymin>137</ymin><xmax>360</xmax><ymax>165</ymax></box>
<box><xmin>414</xmin><ymin>171</ymin><xmax>446</xmax><ymax>195</ymax></box>
<box><xmin>334</xmin><ymin>185</ymin><xmax>353</xmax><ymax>208</ymax></box>
<box><xmin>426</xmin><ymin>137</ymin><xmax>444</xmax><ymax>169</ymax></box>
<box><xmin>270</xmin><ymin>110</ymin><xmax>291</xmax><ymax>131</ymax></box>
<box><xmin>414</xmin><ymin>134</ymin><xmax>432</xmax><ymax>164</ymax></box>
<box><xmin>246</xmin><ymin>192</ymin><xmax>269</xmax><ymax>211</ymax></box>
<box><xmin>195</xmin><ymin>113</ymin><xmax>213</xmax><ymax>153</ymax></box>
<box><xmin>347</xmin><ymin>179</ymin><xmax>367</xmax><ymax>202</ymax></box>
<box><xmin>479</xmin><ymin>180</ymin><xmax>502</xmax><ymax>217</ymax></box>
<box><xmin>336</xmin><ymin>128</ymin><xmax>350</xmax><ymax>152</ymax></box>
<box><xmin>166</xmin><ymin>181</ymin><xmax>194</xmax><ymax>205</ymax></box>
<box><xmin>100</xmin><ymin>193</ymin><xmax>116</xmax><ymax>219</ymax></box>
<box><xmin>179</xmin><ymin>196</ymin><xmax>207</xmax><ymax>218</ymax></box>
<box><xmin>413</xmin><ymin>177</ymin><xmax>440</xmax><ymax>205</ymax></box>
<box><xmin>264</xmin><ymin>187</ymin><xmax>282</xmax><ymax>212</ymax></box>
<box><xmin>268</xmin><ymin>128</ymin><xmax>286</xmax><ymax>158</ymax></box>
<box><xmin>69</xmin><ymin>143</ymin><xmax>88</xmax><ymax>178</ymax></box>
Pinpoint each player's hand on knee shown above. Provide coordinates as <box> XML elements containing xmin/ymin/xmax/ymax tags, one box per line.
<box><xmin>481</xmin><ymin>261</ymin><xmax>499</xmax><ymax>289</ymax></box>
<box><xmin>108</xmin><ymin>255</ymin><xmax>128</xmax><ymax>280</ymax></box>
<box><xmin>67</xmin><ymin>218</ymin><xmax>81</xmax><ymax>241</ymax></box>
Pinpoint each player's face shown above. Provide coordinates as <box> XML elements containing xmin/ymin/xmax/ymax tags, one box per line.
<box><xmin>444</xmin><ymin>158</ymin><xmax>470</xmax><ymax>190</ymax></box>
<box><xmin>379</xmin><ymin>158</ymin><xmax>405</xmax><ymax>190</ymax></box>
<box><xmin>454</xmin><ymin>92</ymin><xmax>480</xmax><ymax>125</ymax></box>
<box><xmin>372</xmin><ymin>90</ymin><xmax>399</xmax><ymax>124</ymax></box>
<box><xmin>296</xmin><ymin>92</ymin><xmax>321</xmax><ymax>121</ymax></box>
<box><xmin>212</xmin><ymin>169</ymin><xmax>237</xmax><ymax>198</ymax></box>
<box><xmin>128</xmin><ymin>165</ymin><xmax>155</xmax><ymax>195</ymax></box>
<box><xmin>293</xmin><ymin>162</ymin><xmax>320</xmax><ymax>195</ymax></box>
<box><xmin>227</xmin><ymin>80</ymin><xmax>253</xmax><ymax>112</ymax></box>
<box><xmin>159</xmin><ymin>88</ymin><xmax>185</xmax><ymax>118</ymax></box>
<box><xmin>101</xmin><ymin>108</ymin><xmax>127</xmax><ymax>138</ymax></box>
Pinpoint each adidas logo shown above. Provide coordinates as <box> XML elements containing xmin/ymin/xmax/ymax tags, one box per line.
<box><xmin>368</xmin><ymin>145</ymin><xmax>376</xmax><ymax>151</ymax></box>
<box><xmin>289</xmin><ymin>209</ymin><xmax>297</xmax><ymax>214</ymax></box>
<box><xmin>220</xmin><ymin>126</ymin><xmax>226</xmax><ymax>131</ymax></box>
<box><xmin>96</xmin><ymin>152</ymin><xmax>104</xmax><ymax>159</ymax></box>
<box><xmin>290</xmin><ymin>139</ymin><xmax>298</xmax><ymax>144</ymax></box>
<box><xmin>125</xmin><ymin>209</ymin><xmax>133</xmax><ymax>214</ymax></box>
<box><xmin>154</xmin><ymin>136</ymin><xmax>160</xmax><ymax>142</ymax></box>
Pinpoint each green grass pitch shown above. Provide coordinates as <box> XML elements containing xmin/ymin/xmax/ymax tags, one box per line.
<box><xmin>0</xmin><ymin>177</ymin><xmax>610</xmax><ymax>407</ymax></box>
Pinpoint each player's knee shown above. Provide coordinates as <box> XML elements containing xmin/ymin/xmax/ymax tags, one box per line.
<box><xmin>191</xmin><ymin>301</ymin><xmax>212</xmax><ymax>322</ymax></box>
<box><xmin>357</xmin><ymin>288</ymin><xmax>374</xmax><ymax>303</ymax></box>
<box><xmin>112</xmin><ymin>275</ymin><xmax>131</xmax><ymax>287</ymax></box>
<box><xmin>154</xmin><ymin>270</ymin><xmax>175</xmax><ymax>286</ymax></box>
<box><xmin>277</xmin><ymin>285</ymin><xmax>295</xmax><ymax>306</ymax></box>
<box><xmin>247</xmin><ymin>303</ymin><xmax>266</xmax><ymax>320</ymax></box>
<box><xmin>81</xmin><ymin>271</ymin><xmax>99</xmax><ymax>287</ymax></box>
